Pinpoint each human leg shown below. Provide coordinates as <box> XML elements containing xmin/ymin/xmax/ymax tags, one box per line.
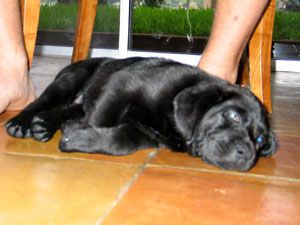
<box><xmin>0</xmin><ymin>0</ymin><xmax>36</xmax><ymax>114</ymax></box>
<box><xmin>198</xmin><ymin>0</ymin><xmax>270</xmax><ymax>83</ymax></box>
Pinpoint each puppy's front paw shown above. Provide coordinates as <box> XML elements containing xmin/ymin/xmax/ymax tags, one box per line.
<box><xmin>31</xmin><ymin>114</ymin><xmax>58</xmax><ymax>142</ymax></box>
<box><xmin>59</xmin><ymin>127</ymin><xmax>85</xmax><ymax>152</ymax></box>
<box><xmin>59</xmin><ymin>123</ymin><xmax>97</xmax><ymax>153</ymax></box>
<box><xmin>6</xmin><ymin>114</ymin><xmax>33</xmax><ymax>138</ymax></box>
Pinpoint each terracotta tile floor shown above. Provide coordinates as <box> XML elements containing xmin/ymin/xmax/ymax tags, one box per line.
<box><xmin>0</xmin><ymin>56</ymin><xmax>299</xmax><ymax>225</ymax></box>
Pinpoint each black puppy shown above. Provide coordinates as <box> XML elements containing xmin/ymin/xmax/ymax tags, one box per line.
<box><xmin>6</xmin><ymin>57</ymin><xmax>277</xmax><ymax>171</ymax></box>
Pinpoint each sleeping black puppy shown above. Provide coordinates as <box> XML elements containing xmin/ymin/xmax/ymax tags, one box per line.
<box><xmin>6</xmin><ymin>57</ymin><xmax>277</xmax><ymax>171</ymax></box>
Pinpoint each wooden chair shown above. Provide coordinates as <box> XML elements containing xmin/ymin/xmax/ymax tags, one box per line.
<box><xmin>71</xmin><ymin>0</ymin><xmax>98</xmax><ymax>63</ymax></box>
<box><xmin>20</xmin><ymin>0</ymin><xmax>40</xmax><ymax>68</ymax></box>
<box><xmin>241</xmin><ymin>0</ymin><xmax>276</xmax><ymax>112</ymax></box>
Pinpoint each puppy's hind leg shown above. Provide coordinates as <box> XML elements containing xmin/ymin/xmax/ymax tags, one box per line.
<box><xmin>59</xmin><ymin>123</ymin><xmax>158</xmax><ymax>155</ymax></box>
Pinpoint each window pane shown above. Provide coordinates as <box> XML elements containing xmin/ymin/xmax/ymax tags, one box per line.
<box><xmin>38</xmin><ymin>1</ymin><xmax>78</xmax><ymax>47</ymax></box>
<box><xmin>130</xmin><ymin>0</ymin><xmax>213</xmax><ymax>54</ymax></box>
<box><xmin>273</xmin><ymin>0</ymin><xmax>300</xmax><ymax>60</ymax></box>
<box><xmin>37</xmin><ymin>0</ymin><xmax>120</xmax><ymax>49</ymax></box>
<box><xmin>91</xmin><ymin>1</ymin><xmax>120</xmax><ymax>49</ymax></box>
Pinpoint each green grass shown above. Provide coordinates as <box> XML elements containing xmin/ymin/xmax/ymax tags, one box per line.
<box><xmin>273</xmin><ymin>11</ymin><xmax>300</xmax><ymax>40</ymax></box>
<box><xmin>39</xmin><ymin>4</ymin><xmax>120</xmax><ymax>31</ymax></box>
<box><xmin>94</xmin><ymin>5</ymin><xmax>120</xmax><ymax>32</ymax></box>
<box><xmin>38</xmin><ymin>4</ymin><xmax>300</xmax><ymax>41</ymax></box>
<box><xmin>132</xmin><ymin>7</ymin><xmax>213</xmax><ymax>36</ymax></box>
<box><xmin>39</xmin><ymin>4</ymin><xmax>78</xmax><ymax>30</ymax></box>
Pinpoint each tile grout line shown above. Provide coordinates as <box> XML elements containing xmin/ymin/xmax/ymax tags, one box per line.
<box><xmin>146</xmin><ymin>163</ymin><xmax>300</xmax><ymax>184</ymax></box>
<box><xmin>93</xmin><ymin>151</ymin><xmax>158</xmax><ymax>225</ymax></box>
<box><xmin>0</xmin><ymin>151</ymin><xmax>145</xmax><ymax>168</ymax></box>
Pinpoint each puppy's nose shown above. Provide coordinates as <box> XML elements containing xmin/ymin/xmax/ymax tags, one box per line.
<box><xmin>59</xmin><ymin>136</ymin><xmax>70</xmax><ymax>150</ymax></box>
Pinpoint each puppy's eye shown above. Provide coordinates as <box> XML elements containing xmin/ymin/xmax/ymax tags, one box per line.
<box><xmin>256</xmin><ymin>135</ymin><xmax>266</xmax><ymax>148</ymax></box>
<box><xmin>227</xmin><ymin>111</ymin><xmax>242</xmax><ymax>124</ymax></box>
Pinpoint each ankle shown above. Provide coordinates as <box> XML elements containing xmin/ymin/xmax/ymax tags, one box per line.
<box><xmin>0</xmin><ymin>54</ymin><xmax>29</xmax><ymax>79</ymax></box>
<box><xmin>1</xmin><ymin>44</ymin><xmax>28</xmax><ymax>66</ymax></box>
<box><xmin>198</xmin><ymin>53</ymin><xmax>238</xmax><ymax>83</ymax></box>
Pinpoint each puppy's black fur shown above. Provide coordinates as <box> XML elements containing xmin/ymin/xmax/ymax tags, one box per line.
<box><xmin>6</xmin><ymin>57</ymin><xmax>278</xmax><ymax>171</ymax></box>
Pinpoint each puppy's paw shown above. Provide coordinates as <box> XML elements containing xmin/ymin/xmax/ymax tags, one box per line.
<box><xmin>5</xmin><ymin>113</ymin><xmax>33</xmax><ymax>138</ymax></box>
<box><xmin>59</xmin><ymin>124</ymin><xmax>93</xmax><ymax>152</ymax></box>
<box><xmin>31</xmin><ymin>114</ymin><xmax>58</xmax><ymax>142</ymax></box>
<box><xmin>259</xmin><ymin>131</ymin><xmax>278</xmax><ymax>157</ymax></box>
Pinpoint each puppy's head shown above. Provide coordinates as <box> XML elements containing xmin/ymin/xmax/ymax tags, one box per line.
<box><xmin>174</xmin><ymin>82</ymin><xmax>278</xmax><ymax>171</ymax></box>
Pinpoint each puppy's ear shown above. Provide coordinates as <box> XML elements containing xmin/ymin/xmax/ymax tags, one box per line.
<box><xmin>173</xmin><ymin>84</ymin><xmax>233</xmax><ymax>140</ymax></box>
<box><xmin>259</xmin><ymin>130</ymin><xmax>278</xmax><ymax>157</ymax></box>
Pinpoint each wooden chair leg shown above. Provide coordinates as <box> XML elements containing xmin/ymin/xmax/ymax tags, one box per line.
<box><xmin>72</xmin><ymin>0</ymin><xmax>98</xmax><ymax>63</ymax></box>
<box><xmin>240</xmin><ymin>52</ymin><xmax>250</xmax><ymax>87</ymax></box>
<box><xmin>20</xmin><ymin>0</ymin><xmax>40</xmax><ymax>68</ymax></box>
<box><xmin>248</xmin><ymin>0</ymin><xmax>276</xmax><ymax>112</ymax></box>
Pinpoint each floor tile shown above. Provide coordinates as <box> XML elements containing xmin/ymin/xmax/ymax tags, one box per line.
<box><xmin>150</xmin><ymin>147</ymin><xmax>217</xmax><ymax>170</ymax></box>
<box><xmin>271</xmin><ymin>111</ymin><xmax>300</xmax><ymax>136</ymax></box>
<box><xmin>31</xmin><ymin>56</ymin><xmax>69</xmax><ymax>75</ymax></box>
<box><xmin>101</xmin><ymin>167</ymin><xmax>300</xmax><ymax>225</ymax></box>
<box><xmin>0</xmin><ymin>124</ymin><xmax>157</xmax><ymax>166</ymax></box>
<box><xmin>149</xmin><ymin>135</ymin><xmax>300</xmax><ymax>179</ymax></box>
<box><xmin>271</xmin><ymin>71</ymin><xmax>300</xmax><ymax>136</ymax></box>
<box><xmin>251</xmin><ymin>135</ymin><xmax>300</xmax><ymax>178</ymax></box>
<box><xmin>31</xmin><ymin>56</ymin><xmax>69</xmax><ymax>96</ymax></box>
<box><xmin>0</xmin><ymin>153</ymin><xmax>138</xmax><ymax>225</ymax></box>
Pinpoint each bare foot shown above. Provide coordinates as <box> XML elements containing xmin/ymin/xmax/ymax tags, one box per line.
<box><xmin>0</xmin><ymin>56</ymin><xmax>36</xmax><ymax>114</ymax></box>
